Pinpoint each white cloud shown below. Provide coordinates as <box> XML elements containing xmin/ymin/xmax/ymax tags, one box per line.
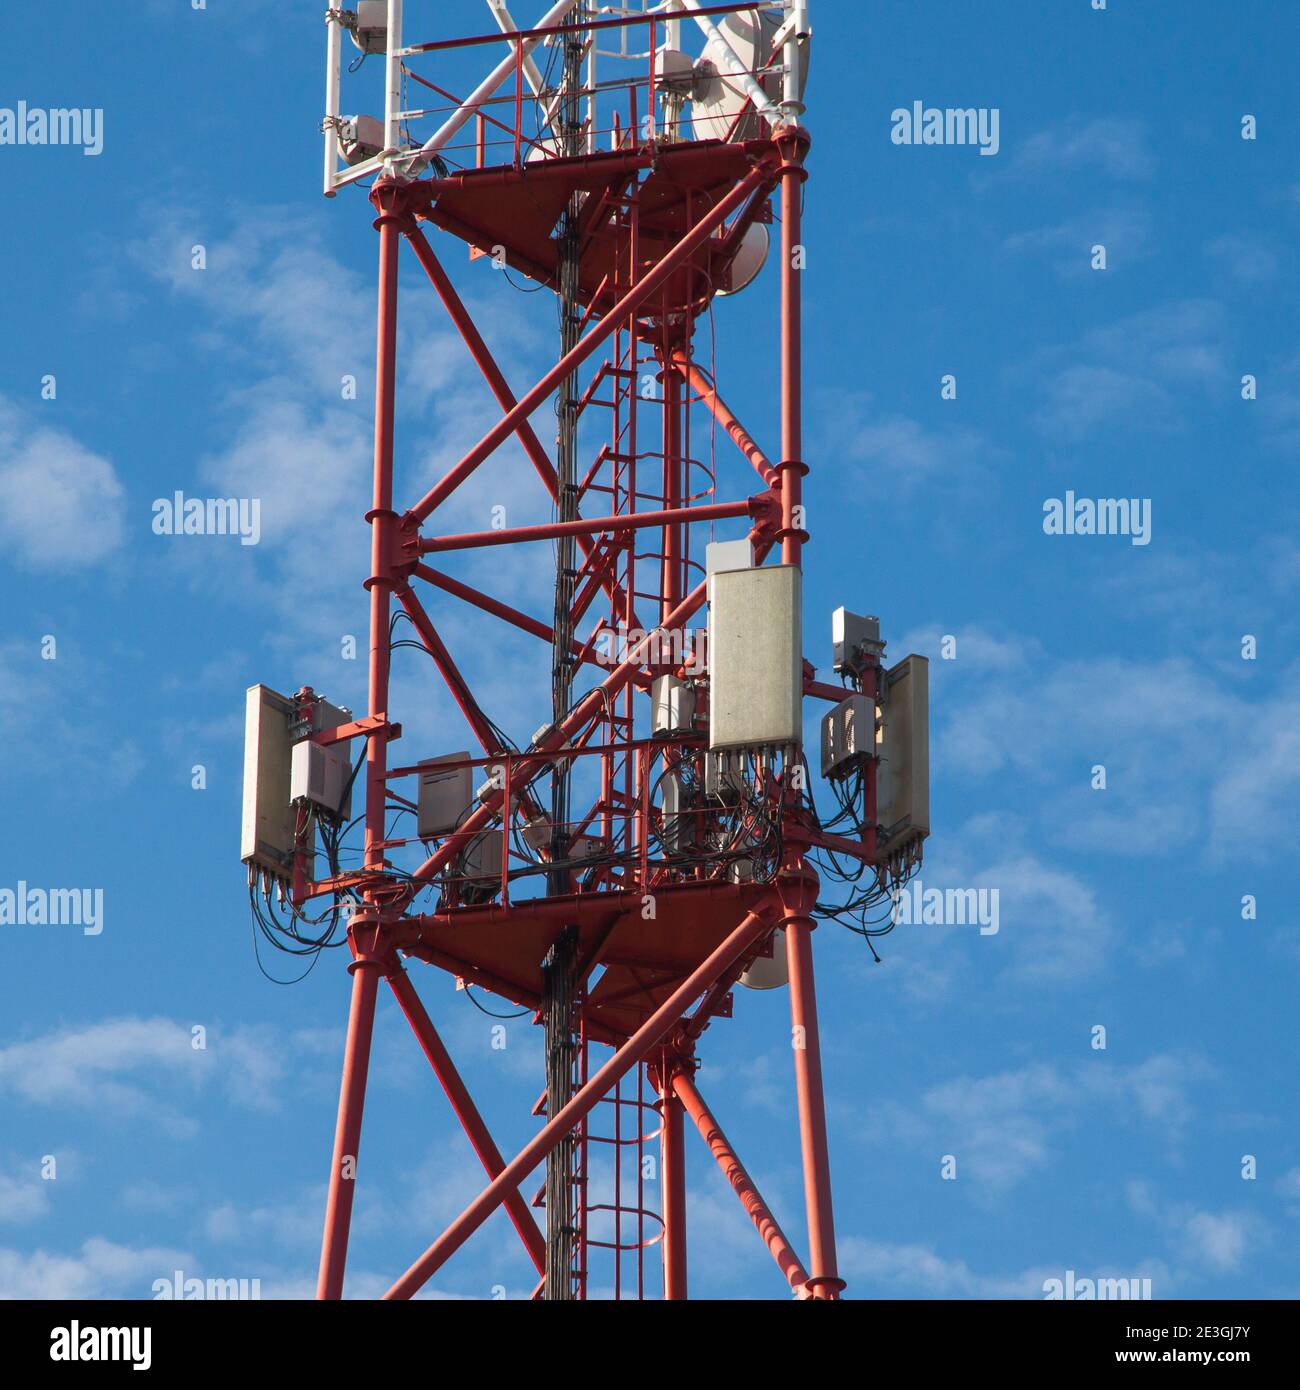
<box><xmin>205</xmin><ymin>1188</ymin><xmax>353</xmax><ymax>1252</ymax></box>
<box><xmin>1005</xmin><ymin>206</ymin><xmax>1153</xmax><ymax>277</ymax></box>
<box><xmin>0</xmin><ymin>1236</ymin><xmax>194</xmax><ymax>1300</ymax></box>
<box><xmin>861</xmin><ymin>1053</ymin><xmax>1210</xmax><ymax>1191</ymax></box>
<box><xmin>816</xmin><ymin>392</ymin><xmax>993</xmax><ymax>494</ymax></box>
<box><xmin>1205</xmin><ymin>232</ymin><xmax>1279</xmax><ymax>285</ymax></box>
<box><xmin>920</xmin><ymin>630</ymin><xmax>1300</xmax><ymax>864</ymax></box>
<box><xmin>994</xmin><ymin>118</ymin><xmax>1156</xmax><ymax>184</ymax></box>
<box><xmin>873</xmin><ymin>805</ymin><xmax>1112</xmax><ymax>990</ymax></box>
<box><xmin>0</xmin><ymin>1017</ymin><xmax>336</xmax><ymax>1126</ymax></box>
<box><xmin>0</xmin><ymin>397</ymin><xmax>125</xmax><ymax>569</ymax></box>
<box><xmin>1179</xmin><ymin>1209</ymin><xmax>1251</xmax><ymax>1273</ymax></box>
<box><xmin>840</xmin><ymin>1237</ymin><xmax>1050</xmax><ymax>1298</ymax></box>
<box><xmin>1128</xmin><ymin>1182</ymin><xmax>1264</xmax><ymax>1279</ymax></box>
<box><xmin>1276</xmin><ymin>1167</ymin><xmax>1300</xmax><ymax>1220</ymax></box>
<box><xmin>0</xmin><ymin>1160</ymin><xmax>51</xmax><ymax>1224</ymax></box>
<box><xmin>1026</xmin><ymin>299</ymin><xmax>1226</xmax><ymax>438</ymax></box>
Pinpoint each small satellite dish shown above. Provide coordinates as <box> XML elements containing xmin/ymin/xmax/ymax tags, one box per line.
<box><xmin>690</xmin><ymin>10</ymin><xmax>809</xmax><ymax>143</ymax></box>
<box><xmin>738</xmin><ymin>927</ymin><xmax>789</xmax><ymax>990</ymax></box>
<box><xmin>526</xmin><ymin>136</ymin><xmax>560</xmax><ymax>165</ymax></box>
<box><xmin>717</xmin><ymin>221</ymin><xmax>769</xmax><ymax>297</ymax></box>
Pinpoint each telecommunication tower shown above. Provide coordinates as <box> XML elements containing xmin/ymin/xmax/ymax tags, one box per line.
<box><xmin>240</xmin><ymin>0</ymin><xmax>929</xmax><ymax>1301</ymax></box>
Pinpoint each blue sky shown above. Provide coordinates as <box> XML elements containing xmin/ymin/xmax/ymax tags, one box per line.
<box><xmin>1</xmin><ymin>0</ymin><xmax>1298</xmax><ymax>1300</ymax></box>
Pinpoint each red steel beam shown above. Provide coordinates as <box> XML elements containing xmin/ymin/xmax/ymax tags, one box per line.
<box><xmin>387</xmin><ymin>969</ymin><xmax>547</xmax><ymax>1276</ymax></box>
<box><xmin>660</xmin><ymin>354</ymin><xmax>684</xmax><ymax>625</ymax></box>
<box><xmin>317</xmin><ymin>186</ymin><xmax>407</xmax><ymax>1300</ymax></box>
<box><xmin>673</xmin><ymin>1072</ymin><xmax>811</xmax><ymax>1296</ymax></box>
<box><xmin>677</xmin><ymin>357</ymin><xmax>779</xmax><ymax>488</ymax></box>
<box><xmin>405</xmin><ymin>226</ymin><xmax>563</xmax><ymax>503</ymax></box>
<box><xmin>413</xmin><ymin>564</ymin><xmax>556</xmax><ymax>644</ymax></box>
<box><xmin>405</xmin><ymin>165</ymin><xmax>773</xmax><ymax>524</ymax></box>
<box><xmin>779</xmin><ymin>878</ymin><xmax>845</xmax><ymax>1301</ymax></box>
<box><xmin>382</xmin><ymin>906</ymin><xmax>774</xmax><ymax>1298</ymax></box>
<box><xmin>401</xmin><ymin>576</ymin><xmax>711</xmax><ymax>895</ymax></box>
<box><xmin>660</xmin><ymin>1073</ymin><xmax>688</xmax><ymax>1299</ymax></box>
<box><xmin>407</xmin><ymin>3</ymin><xmax>770</xmax><ymax>54</ymax></box>
<box><xmin>411</xmin><ymin>564</ymin><xmax>614</xmax><ymax>679</ymax></box>
<box><xmin>777</xmin><ymin>129</ymin><xmax>810</xmax><ymax>565</ymax></box>
<box><xmin>316</xmin><ymin>954</ymin><xmax>382</xmax><ymax>1299</ymax></box>
<box><xmin>418</xmin><ymin>497</ymin><xmax>757</xmax><ymax>554</ymax></box>
<box><xmin>403</xmin><ymin>227</ymin><xmax>647</xmax><ymax>640</ymax></box>
<box><xmin>393</xmin><ymin>585</ymin><xmax>507</xmax><ymax>762</ymax></box>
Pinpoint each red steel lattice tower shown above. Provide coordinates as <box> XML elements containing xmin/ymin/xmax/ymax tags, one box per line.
<box><xmin>285</xmin><ymin>0</ymin><xmax>889</xmax><ymax>1301</ymax></box>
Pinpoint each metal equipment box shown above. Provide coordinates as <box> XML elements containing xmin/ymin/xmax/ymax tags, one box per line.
<box><xmin>651</xmin><ymin>675</ymin><xmax>696</xmax><ymax>736</ymax></box>
<box><xmin>820</xmin><ymin>693</ymin><xmax>875</xmax><ymax>780</ymax></box>
<box><xmin>290</xmin><ymin>738</ymin><xmax>353</xmax><ymax>821</ymax></box>
<box><xmin>832</xmin><ymin>607</ymin><xmax>884</xmax><ymax>676</ymax></box>
<box><xmin>417</xmin><ymin>751</ymin><xmax>473</xmax><ymax>838</ymax></box>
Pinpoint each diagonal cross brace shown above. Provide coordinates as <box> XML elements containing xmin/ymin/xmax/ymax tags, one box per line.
<box><xmin>383</xmin><ymin>904</ymin><xmax>774</xmax><ymax>1298</ymax></box>
<box><xmin>404</xmin><ymin>164</ymin><xmax>773</xmax><ymax>525</ymax></box>
<box><xmin>400</xmin><ymin>575</ymin><xmax>711</xmax><ymax>898</ymax></box>
<box><xmin>388</xmin><ymin>968</ymin><xmax>547</xmax><ymax>1276</ymax></box>
<box><xmin>673</xmin><ymin>1070</ymin><xmax>811</xmax><ymax>1295</ymax></box>
<box><xmin>404</xmin><ymin>227</ymin><xmax>650</xmax><ymax>639</ymax></box>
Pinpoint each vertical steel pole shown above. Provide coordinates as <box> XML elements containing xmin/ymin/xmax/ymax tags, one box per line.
<box><xmin>660</xmin><ymin>1062</ymin><xmax>689</xmax><ymax>1300</ymax></box>
<box><xmin>384</xmin><ymin>0</ymin><xmax>404</xmax><ymax>168</ymax></box>
<box><xmin>777</xmin><ymin>127</ymin><xmax>810</xmax><ymax>567</ymax></box>
<box><xmin>323</xmin><ymin>6</ymin><xmax>341</xmax><ymax>197</ymax></box>
<box><xmin>317</xmin><ymin>953</ymin><xmax>382</xmax><ymax>1299</ymax></box>
<box><xmin>542</xmin><ymin>3</ymin><xmax>589</xmax><ymax>1300</ymax></box>
<box><xmin>364</xmin><ymin>189</ymin><xmax>401</xmax><ymax>874</ymax></box>
<box><xmin>318</xmin><ymin>180</ymin><xmax>404</xmax><ymax>1301</ymax></box>
<box><xmin>659</xmin><ymin>352</ymin><xmax>684</xmax><ymax>624</ymax></box>
<box><xmin>774</xmin><ymin>122</ymin><xmax>842</xmax><ymax>1299</ymax></box>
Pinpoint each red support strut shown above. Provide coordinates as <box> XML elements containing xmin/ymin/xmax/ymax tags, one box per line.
<box><xmin>658</xmin><ymin>1055</ymin><xmax>689</xmax><ymax>1300</ymax></box>
<box><xmin>317</xmin><ymin>949</ymin><xmax>383</xmax><ymax>1299</ymax></box>
<box><xmin>778</xmin><ymin>870</ymin><xmax>846</xmax><ymax>1300</ymax></box>
<box><xmin>673</xmin><ymin>1071</ymin><xmax>812</xmax><ymax>1297</ymax></box>
<box><xmin>309</xmin><ymin>12</ymin><xmax>841</xmax><ymax>1300</ymax></box>
<box><xmin>383</xmin><ymin>907</ymin><xmax>773</xmax><ymax>1300</ymax></box>
<box><xmin>388</xmin><ymin>969</ymin><xmax>547</xmax><ymax>1277</ymax></box>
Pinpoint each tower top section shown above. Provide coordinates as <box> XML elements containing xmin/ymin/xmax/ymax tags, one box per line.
<box><xmin>322</xmin><ymin>2</ymin><xmax>812</xmax><ymax>198</ymax></box>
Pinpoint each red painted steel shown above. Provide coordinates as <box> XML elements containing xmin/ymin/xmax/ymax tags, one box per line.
<box><xmin>673</xmin><ymin>1071</ymin><xmax>811</xmax><ymax>1295</ymax></box>
<box><xmin>317</xmin><ymin>951</ymin><xmax>382</xmax><ymax>1299</ymax></box>
<box><xmin>309</xmin><ymin>5</ymin><xmax>843</xmax><ymax>1302</ymax></box>
<box><xmin>316</xmin><ymin>189</ymin><xmax>405</xmax><ymax>1299</ymax></box>
<box><xmin>406</xmin><ymin>166</ymin><xmax>771</xmax><ymax>525</ymax></box>
<box><xmin>382</xmin><ymin>907</ymin><xmax>774</xmax><ymax>1300</ymax></box>
<box><xmin>779</xmin><ymin>873</ymin><xmax>845</xmax><ymax>1300</ymax></box>
<box><xmin>388</xmin><ymin>969</ymin><xmax>547</xmax><ymax>1275</ymax></box>
<box><xmin>418</xmin><ymin>497</ymin><xmax>759</xmax><ymax>554</ymax></box>
<box><xmin>659</xmin><ymin>1065</ymin><xmax>689</xmax><ymax>1300</ymax></box>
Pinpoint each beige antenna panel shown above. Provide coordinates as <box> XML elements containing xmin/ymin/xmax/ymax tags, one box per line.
<box><xmin>876</xmin><ymin>656</ymin><xmax>930</xmax><ymax>858</ymax></box>
<box><xmin>708</xmin><ymin>564</ymin><xmax>803</xmax><ymax>752</ymax></box>
<box><xmin>242</xmin><ymin>684</ymin><xmax>296</xmax><ymax>878</ymax></box>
